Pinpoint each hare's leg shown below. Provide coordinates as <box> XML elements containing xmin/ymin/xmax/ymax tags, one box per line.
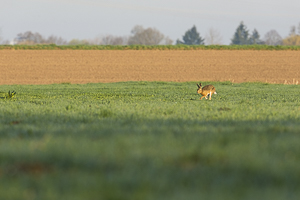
<box><xmin>200</xmin><ymin>95</ymin><xmax>205</xmax><ymax>100</ymax></box>
<box><xmin>209</xmin><ymin>91</ymin><xmax>212</xmax><ymax>100</ymax></box>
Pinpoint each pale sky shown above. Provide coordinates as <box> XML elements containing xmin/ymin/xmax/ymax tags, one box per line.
<box><xmin>0</xmin><ymin>0</ymin><xmax>299</xmax><ymax>44</ymax></box>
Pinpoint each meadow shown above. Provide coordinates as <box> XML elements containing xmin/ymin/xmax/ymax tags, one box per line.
<box><xmin>0</xmin><ymin>81</ymin><xmax>300</xmax><ymax>199</ymax></box>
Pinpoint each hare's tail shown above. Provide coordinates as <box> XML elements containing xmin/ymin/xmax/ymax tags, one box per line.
<box><xmin>214</xmin><ymin>92</ymin><xmax>217</xmax><ymax>94</ymax></box>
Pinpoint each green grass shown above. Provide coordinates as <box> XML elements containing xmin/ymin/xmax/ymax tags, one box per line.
<box><xmin>1</xmin><ymin>44</ymin><xmax>300</xmax><ymax>50</ymax></box>
<box><xmin>0</xmin><ymin>81</ymin><xmax>300</xmax><ymax>200</ymax></box>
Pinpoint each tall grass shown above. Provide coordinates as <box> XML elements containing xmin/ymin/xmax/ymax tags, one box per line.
<box><xmin>0</xmin><ymin>81</ymin><xmax>300</xmax><ymax>200</ymax></box>
<box><xmin>1</xmin><ymin>44</ymin><xmax>300</xmax><ymax>50</ymax></box>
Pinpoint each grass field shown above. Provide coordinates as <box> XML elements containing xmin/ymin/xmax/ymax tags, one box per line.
<box><xmin>0</xmin><ymin>81</ymin><xmax>300</xmax><ymax>200</ymax></box>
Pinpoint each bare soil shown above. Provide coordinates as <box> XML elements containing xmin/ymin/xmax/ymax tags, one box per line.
<box><xmin>1</xmin><ymin>50</ymin><xmax>299</xmax><ymax>85</ymax></box>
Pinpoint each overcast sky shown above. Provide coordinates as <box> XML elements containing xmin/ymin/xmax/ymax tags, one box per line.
<box><xmin>1</xmin><ymin>0</ymin><xmax>299</xmax><ymax>44</ymax></box>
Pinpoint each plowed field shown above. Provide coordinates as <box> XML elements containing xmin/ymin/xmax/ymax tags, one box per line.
<box><xmin>1</xmin><ymin>50</ymin><xmax>299</xmax><ymax>85</ymax></box>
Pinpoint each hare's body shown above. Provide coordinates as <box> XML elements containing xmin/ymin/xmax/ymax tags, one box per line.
<box><xmin>197</xmin><ymin>83</ymin><xmax>217</xmax><ymax>100</ymax></box>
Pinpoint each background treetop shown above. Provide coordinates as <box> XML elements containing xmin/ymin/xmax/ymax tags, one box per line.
<box><xmin>176</xmin><ymin>25</ymin><xmax>205</xmax><ymax>45</ymax></box>
<box><xmin>128</xmin><ymin>25</ymin><xmax>172</xmax><ymax>45</ymax></box>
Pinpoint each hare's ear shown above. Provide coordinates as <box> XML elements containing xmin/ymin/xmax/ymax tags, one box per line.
<box><xmin>197</xmin><ymin>83</ymin><xmax>200</xmax><ymax>88</ymax></box>
<box><xmin>199</xmin><ymin>83</ymin><xmax>202</xmax><ymax>87</ymax></box>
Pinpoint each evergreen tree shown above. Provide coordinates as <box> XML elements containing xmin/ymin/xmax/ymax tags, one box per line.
<box><xmin>231</xmin><ymin>21</ymin><xmax>250</xmax><ymax>45</ymax></box>
<box><xmin>249</xmin><ymin>29</ymin><xmax>263</xmax><ymax>44</ymax></box>
<box><xmin>177</xmin><ymin>25</ymin><xmax>204</xmax><ymax>45</ymax></box>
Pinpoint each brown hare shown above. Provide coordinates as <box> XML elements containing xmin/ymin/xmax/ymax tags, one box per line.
<box><xmin>197</xmin><ymin>83</ymin><xmax>217</xmax><ymax>100</ymax></box>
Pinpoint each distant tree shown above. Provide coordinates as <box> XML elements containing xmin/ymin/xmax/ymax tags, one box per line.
<box><xmin>102</xmin><ymin>35</ymin><xmax>121</xmax><ymax>45</ymax></box>
<box><xmin>2</xmin><ymin>40</ymin><xmax>10</xmax><ymax>45</ymax></box>
<box><xmin>100</xmin><ymin>35</ymin><xmax>128</xmax><ymax>45</ymax></box>
<box><xmin>177</xmin><ymin>25</ymin><xmax>204</xmax><ymax>45</ymax></box>
<box><xmin>231</xmin><ymin>22</ymin><xmax>263</xmax><ymax>45</ymax></box>
<box><xmin>128</xmin><ymin>25</ymin><xmax>168</xmax><ymax>45</ymax></box>
<box><xmin>0</xmin><ymin>28</ymin><xmax>3</xmax><ymax>44</ymax></box>
<box><xmin>205</xmin><ymin>28</ymin><xmax>222</xmax><ymax>45</ymax></box>
<box><xmin>90</xmin><ymin>35</ymin><xmax>129</xmax><ymax>45</ymax></box>
<box><xmin>15</xmin><ymin>31</ymin><xmax>45</xmax><ymax>44</ymax></box>
<box><xmin>164</xmin><ymin>36</ymin><xmax>173</xmax><ymax>45</ymax></box>
<box><xmin>263</xmin><ymin>30</ymin><xmax>282</xmax><ymax>45</ymax></box>
<box><xmin>289</xmin><ymin>25</ymin><xmax>296</xmax><ymax>36</ymax></box>
<box><xmin>249</xmin><ymin>29</ymin><xmax>263</xmax><ymax>44</ymax></box>
<box><xmin>68</xmin><ymin>39</ymin><xmax>90</xmax><ymax>45</ymax></box>
<box><xmin>46</xmin><ymin>35</ymin><xmax>68</xmax><ymax>45</ymax></box>
<box><xmin>282</xmin><ymin>35</ymin><xmax>300</xmax><ymax>45</ymax></box>
<box><xmin>231</xmin><ymin>21</ymin><xmax>250</xmax><ymax>45</ymax></box>
<box><xmin>15</xmin><ymin>31</ymin><xmax>68</xmax><ymax>45</ymax></box>
<box><xmin>282</xmin><ymin>23</ymin><xmax>300</xmax><ymax>46</ymax></box>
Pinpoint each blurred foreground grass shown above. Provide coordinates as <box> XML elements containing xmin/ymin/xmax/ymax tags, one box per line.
<box><xmin>0</xmin><ymin>81</ymin><xmax>300</xmax><ymax>200</ymax></box>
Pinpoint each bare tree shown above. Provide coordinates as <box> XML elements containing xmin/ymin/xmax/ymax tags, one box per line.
<box><xmin>68</xmin><ymin>39</ymin><xmax>90</xmax><ymax>45</ymax></box>
<box><xmin>89</xmin><ymin>35</ymin><xmax>128</xmax><ymax>45</ymax></box>
<box><xmin>16</xmin><ymin>31</ymin><xmax>45</xmax><ymax>44</ymax></box>
<box><xmin>0</xmin><ymin>28</ymin><xmax>3</xmax><ymax>44</ymax></box>
<box><xmin>46</xmin><ymin>35</ymin><xmax>68</xmax><ymax>45</ymax></box>
<box><xmin>89</xmin><ymin>36</ymin><xmax>102</xmax><ymax>45</ymax></box>
<box><xmin>128</xmin><ymin>25</ymin><xmax>167</xmax><ymax>45</ymax></box>
<box><xmin>101</xmin><ymin>35</ymin><xmax>115</xmax><ymax>45</ymax></box>
<box><xmin>205</xmin><ymin>28</ymin><xmax>223</xmax><ymax>45</ymax></box>
<box><xmin>3</xmin><ymin>40</ymin><xmax>11</xmax><ymax>44</ymax></box>
<box><xmin>289</xmin><ymin>25</ymin><xmax>296</xmax><ymax>36</ymax></box>
<box><xmin>101</xmin><ymin>35</ymin><xmax>127</xmax><ymax>45</ymax></box>
<box><xmin>15</xmin><ymin>31</ymin><xmax>68</xmax><ymax>45</ymax></box>
<box><xmin>263</xmin><ymin>30</ymin><xmax>282</xmax><ymax>45</ymax></box>
<box><xmin>163</xmin><ymin>36</ymin><xmax>173</xmax><ymax>45</ymax></box>
<box><xmin>282</xmin><ymin>35</ymin><xmax>300</xmax><ymax>45</ymax></box>
<box><xmin>281</xmin><ymin>22</ymin><xmax>300</xmax><ymax>46</ymax></box>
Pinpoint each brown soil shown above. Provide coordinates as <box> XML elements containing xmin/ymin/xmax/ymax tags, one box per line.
<box><xmin>1</xmin><ymin>50</ymin><xmax>299</xmax><ymax>85</ymax></box>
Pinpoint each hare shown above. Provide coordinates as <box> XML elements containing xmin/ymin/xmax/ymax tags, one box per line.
<box><xmin>197</xmin><ymin>83</ymin><xmax>217</xmax><ymax>100</ymax></box>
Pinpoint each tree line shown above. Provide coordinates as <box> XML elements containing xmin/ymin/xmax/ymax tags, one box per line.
<box><xmin>1</xmin><ymin>22</ymin><xmax>300</xmax><ymax>46</ymax></box>
<box><xmin>177</xmin><ymin>22</ymin><xmax>300</xmax><ymax>46</ymax></box>
<box><xmin>230</xmin><ymin>21</ymin><xmax>300</xmax><ymax>46</ymax></box>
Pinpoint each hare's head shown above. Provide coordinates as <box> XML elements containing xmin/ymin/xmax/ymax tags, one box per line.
<box><xmin>196</xmin><ymin>83</ymin><xmax>202</xmax><ymax>94</ymax></box>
